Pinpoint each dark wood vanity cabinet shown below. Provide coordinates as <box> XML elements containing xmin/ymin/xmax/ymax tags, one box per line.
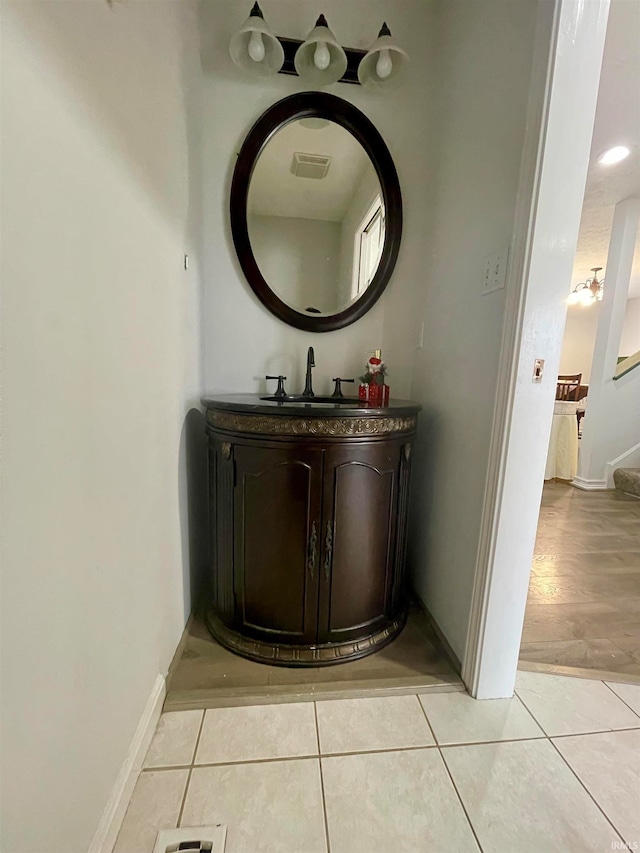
<box><xmin>317</xmin><ymin>441</ymin><xmax>401</xmax><ymax>646</ymax></box>
<box><xmin>203</xmin><ymin>399</ymin><xmax>419</xmax><ymax>666</ymax></box>
<box><xmin>233</xmin><ymin>444</ymin><xmax>322</xmax><ymax>645</ymax></box>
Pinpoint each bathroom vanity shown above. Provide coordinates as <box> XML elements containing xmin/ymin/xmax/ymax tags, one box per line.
<box><xmin>203</xmin><ymin>394</ymin><xmax>420</xmax><ymax>665</ymax></box>
<box><xmin>204</xmin><ymin>90</ymin><xmax>417</xmax><ymax>665</ymax></box>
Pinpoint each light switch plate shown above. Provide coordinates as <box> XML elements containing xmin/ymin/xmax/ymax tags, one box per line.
<box><xmin>481</xmin><ymin>246</ymin><xmax>509</xmax><ymax>295</ymax></box>
<box><xmin>533</xmin><ymin>358</ymin><xmax>544</xmax><ymax>382</ymax></box>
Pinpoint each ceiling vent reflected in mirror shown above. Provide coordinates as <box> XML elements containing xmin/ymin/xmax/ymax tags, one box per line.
<box><xmin>291</xmin><ymin>152</ymin><xmax>332</xmax><ymax>179</ymax></box>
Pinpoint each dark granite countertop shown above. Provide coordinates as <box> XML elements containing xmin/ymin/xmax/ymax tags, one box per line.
<box><xmin>201</xmin><ymin>393</ymin><xmax>421</xmax><ymax>418</ymax></box>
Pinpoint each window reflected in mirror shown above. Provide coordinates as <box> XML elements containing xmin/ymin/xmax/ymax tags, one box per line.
<box><xmin>247</xmin><ymin>118</ymin><xmax>385</xmax><ymax>317</ymax></box>
<box><xmin>353</xmin><ymin>195</ymin><xmax>384</xmax><ymax>300</ymax></box>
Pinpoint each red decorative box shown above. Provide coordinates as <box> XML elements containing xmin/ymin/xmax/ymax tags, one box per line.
<box><xmin>358</xmin><ymin>383</ymin><xmax>389</xmax><ymax>406</ymax></box>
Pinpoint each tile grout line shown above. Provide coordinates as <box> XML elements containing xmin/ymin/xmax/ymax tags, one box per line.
<box><xmin>414</xmin><ymin>693</ymin><xmax>486</xmax><ymax>853</ymax></box>
<box><xmin>314</xmin><ymin>702</ymin><xmax>332</xmax><ymax>853</ymax></box>
<box><xmin>438</xmin><ymin>752</ymin><xmax>485</xmax><ymax>853</ymax></box>
<box><xmin>550</xmin><ymin>724</ymin><xmax>640</xmax><ymax>739</ymax></box>
<box><xmin>177</xmin><ymin>709</ymin><xmax>206</xmax><ymax>828</ymax></box>
<box><xmin>513</xmin><ymin>688</ymin><xmax>552</xmax><ymax>736</ymax></box>
<box><xmin>413</xmin><ymin>692</ymin><xmax>440</xmax><ymax>746</ymax></box>
<box><xmin>141</xmin><ymin>734</ymin><xmax>568</xmax><ymax>772</ymax></box>
<box><xmin>548</xmin><ymin>737</ymin><xmax>627</xmax><ymax>846</ymax></box>
<box><xmin>512</xmin><ymin>688</ymin><xmax>552</xmax><ymax>738</ymax></box>
<box><xmin>514</xmin><ymin>685</ymin><xmax>640</xmax><ymax>738</ymax></box>
<box><xmin>439</xmin><ymin>735</ymin><xmax>547</xmax><ymax>750</ymax></box>
<box><xmin>601</xmin><ymin>680</ymin><xmax>640</xmax><ymax>721</ymax></box>
<box><xmin>147</xmin><ymin>752</ymin><xmax>319</xmax><ymax>771</ymax></box>
<box><xmin>139</xmin><ymin>708</ymin><xmax>640</xmax><ymax>775</ymax></box>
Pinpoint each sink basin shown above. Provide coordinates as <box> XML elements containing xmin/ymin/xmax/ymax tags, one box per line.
<box><xmin>260</xmin><ymin>395</ymin><xmax>363</xmax><ymax>405</ymax></box>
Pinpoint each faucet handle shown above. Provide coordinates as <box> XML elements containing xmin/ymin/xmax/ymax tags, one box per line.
<box><xmin>331</xmin><ymin>377</ymin><xmax>355</xmax><ymax>398</ymax></box>
<box><xmin>266</xmin><ymin>375</ymin><xmax>287</xmax><ymax>398</ymax></box>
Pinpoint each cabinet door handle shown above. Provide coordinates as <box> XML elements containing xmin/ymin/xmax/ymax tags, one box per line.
<box><xmin>324</xmin><ymin>520</ymin><xmax>333</xmax><ymax>581</ymax></box>
<box><xmin>308</xmin><ymin>521</ymin><xmax>317</xmax><ymax>579</ymax></box>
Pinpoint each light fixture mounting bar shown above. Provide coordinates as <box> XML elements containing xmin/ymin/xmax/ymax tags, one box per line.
<box><xmin>276</xmin><ymin>37</ymin><xmax>366</xmax><ymax>85</ymax></box>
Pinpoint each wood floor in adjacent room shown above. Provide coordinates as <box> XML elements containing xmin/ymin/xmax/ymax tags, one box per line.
<box><xmin>520</xmin><ymin>480</ymin><xmax>640</xmax><ymax>680</ymax></box>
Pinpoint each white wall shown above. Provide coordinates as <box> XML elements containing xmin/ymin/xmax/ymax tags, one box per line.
<box><xmin>620</xmin><ymin>296</ymin><xmax>640</xmax><ymax>356</ymax></box>
<box><xmin>407</xmin><ymin>0</ymin><xmax>539</xmax><ymax>662</ymax></box>
<box><xmin>199</xmin><ymin>0</ymin><xmax>433</xmax><ymax>397</ymax></box>
<box><xmin>558</xmin><ymin>296</ymin><xmax>640</xmax><ymax>383</ymax></box>
<box><xmin>577</xmin><ymin>197</ymin><xmax>640</xmax><ymax>488</ymax></box>
<box><xmin>248</xmin><ymin>214</ymin><xmax>341</xmax><ymax>313</ymax></box>
<box><xmin>0</xmin><ymin>2</ymin><xmax>201</xmax><ymax>850</ymax></box>
<box><xmin>559</xmin><ymin>304</ymin><xmax>600</xmax><ymax>383</ymax></box>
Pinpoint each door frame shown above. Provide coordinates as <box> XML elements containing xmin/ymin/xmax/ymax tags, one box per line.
<box><xmin>462</xmin><ymin>0</ymin><xmax>611</xmax><ymax>699</ymax></box>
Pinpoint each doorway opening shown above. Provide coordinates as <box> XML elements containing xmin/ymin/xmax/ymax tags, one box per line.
<box><xmin>497</xmin><ymin>0</ymin><xmax>640</xmax><ymax>687</ymax></box>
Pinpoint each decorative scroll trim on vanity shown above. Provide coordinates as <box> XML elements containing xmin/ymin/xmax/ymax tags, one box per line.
<box><xmin>207</xmin><ymin>409</ymin><xmax>417</xmax><ymax>437</ymax></box>
<box><xmin>204</xmin><ymin>610</ymin><xmax>406</xmax><ymax>666</ymax></box>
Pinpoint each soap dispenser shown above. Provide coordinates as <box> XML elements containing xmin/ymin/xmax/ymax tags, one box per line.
<box><xmin>359</xmin><ymin>349</ymin><xmax>389</xmax><ymax>406</ymax></box>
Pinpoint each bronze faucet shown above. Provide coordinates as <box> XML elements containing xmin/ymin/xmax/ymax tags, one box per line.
<box><xmin>303</xmin><ymin>346</ymin><xmax>315</xmax><ymax>397</ymax></box>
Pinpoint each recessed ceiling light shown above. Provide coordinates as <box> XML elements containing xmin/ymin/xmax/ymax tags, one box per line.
<box><xmin>598</xmin><ymin>145</ymin><xmax>631</xmax><ymax>165</ymax></box>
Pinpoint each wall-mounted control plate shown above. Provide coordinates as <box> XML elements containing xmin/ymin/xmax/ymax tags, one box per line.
<box><xmin>533</xmin><ymin>358</ymin><xmax>544</xmax><ymax>382</ymax></box>
<box><xmin>481</xmin><ymin>246</ymin><xmax>509</xmax><ymax>295</ymax></box>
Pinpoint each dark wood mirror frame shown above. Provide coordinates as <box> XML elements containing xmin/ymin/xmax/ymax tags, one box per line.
<box><xmin>230</xmin><ymin>92</ymin><xmax>403</xmax><ymax>333</ymax></box>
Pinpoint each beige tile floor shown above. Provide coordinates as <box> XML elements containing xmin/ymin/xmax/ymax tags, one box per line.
<box><xmin>114</xmin><ymin>672</ymin><xmax>640</xmax><ymax>853</ymax></box>
<box><xmin>520</xmin><ymin>481</ymin><xmax>640</xmax><ymax>678</ymax></box>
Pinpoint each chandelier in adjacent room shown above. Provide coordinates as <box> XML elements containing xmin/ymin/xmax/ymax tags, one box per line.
<box><xmin>568</xmin><ymin>267</ymin><xmax>604</xmax><ymax>306</ymax></box>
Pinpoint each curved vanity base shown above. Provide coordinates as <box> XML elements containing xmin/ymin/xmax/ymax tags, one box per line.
<box><xmin>204</xmin><ymin>610</ymin><xmax>408</xmax><ymax>668</ymax></box>
<box><xmin>202</xmin><ymin>394</ymin><xmax>421</xmax><ymax>671</ymax></box>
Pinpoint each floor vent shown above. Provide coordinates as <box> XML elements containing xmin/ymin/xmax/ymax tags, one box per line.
<box><xmin>153</xmin><ymin>826</ymin><xmax>226</xmax><ymax>853</ymax></box>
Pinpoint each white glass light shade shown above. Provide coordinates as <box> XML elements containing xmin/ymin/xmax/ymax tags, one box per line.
<box><xmin>358</xmin><ymin>23</ymin><xmax>409</xmax><ymax>91</ymax></box>
<box><xmin>567</xmin><ymin>267</ymin><xmax>604</xmax><ymax>307</ymax></box>
<box><xmin>294</xmin><ymin>15</ymin><xmax>347</xmax><ymax>87</ymax></box>
<box><xmin>229</xmin><ymin>3</ymin><xmax>284</xmax><ymax>78</ymax></box>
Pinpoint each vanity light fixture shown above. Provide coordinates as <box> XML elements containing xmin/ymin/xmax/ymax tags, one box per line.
<box><xmin>597</xmin><ymin>146</ymin><xmax>631</xmax><ymax>165</ymax></box>
<box><xmin>229</xmin><ymin>7</ymin><xmax>409</xmax><ymax>90</ymax></box>
<box><xmin>229</xmin><ymin>2</ymin><xmax>284</xmax><ymax>78</ymax></box>
<box><xmin>358</xmin><ymin>23</ymin><xmax>409</xmax><ymax>90</ymax></box>
<box><xmin>568</xmin><ymin>267</ymin><xmax>604</xmax><ymax>306</ymax></box>
<box><xmin>294</xmin><ymin>15</ymin><xmax>348</xmax><ymax>87</ymax></box>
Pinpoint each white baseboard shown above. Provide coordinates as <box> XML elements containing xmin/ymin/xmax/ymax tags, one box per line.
<box><xmin>572</xmin><ymin>476</ymin><xmax>608</xmax><ymax>491</ymax></box>
<box><xmin>88</xmin><ymin>674</ymin><xmax>166</xmax><ymax>853</ymax></box>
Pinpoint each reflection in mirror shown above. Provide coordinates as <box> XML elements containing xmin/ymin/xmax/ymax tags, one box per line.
<box><xmin>247</xmin><ymin>119</ymin><xmax>384</xmax><ymax>316</ymax></box>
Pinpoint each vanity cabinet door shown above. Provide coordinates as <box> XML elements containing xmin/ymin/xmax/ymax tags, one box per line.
<box><xmin>233</xmin><ymin>444</ymin><xmax>322</xmax><ymax>643</ymax></box>
<box><xmin>317</xmin><ymin>441</ymin><xmax>402</xmax><ymax>644</ymax></box>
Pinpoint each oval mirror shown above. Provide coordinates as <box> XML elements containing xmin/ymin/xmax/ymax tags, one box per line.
<box><xmin>230</xmin><ymin>92</ymin><xmax>402</xmax><ymax>332</ymax></box>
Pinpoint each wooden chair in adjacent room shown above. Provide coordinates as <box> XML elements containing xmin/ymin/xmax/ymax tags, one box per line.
<box><xmin>556</xmin><ymin>373</ymin><xmax>582</xmax><ymax>401</ymax></box>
